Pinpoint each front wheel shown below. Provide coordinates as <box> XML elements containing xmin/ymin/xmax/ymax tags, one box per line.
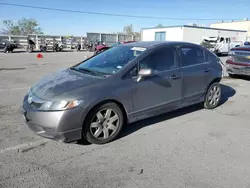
<box><xmin>204</xmin><ymin>82</ymin><xmax>221</xmax><ymax>109</ymax></box>
<box><xmin>82</xmin><ymin>103</ymin><xmax>124</xmax><ymax>144</ymax></box>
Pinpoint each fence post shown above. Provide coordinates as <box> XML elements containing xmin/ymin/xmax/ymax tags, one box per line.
<box><xmin>132</xmin><ymin>35</ymin><xmax>134</xmax><ymax>41</ymax></box>
<box><xmin>36</xmin><ymin>35</ymin><xmax>39</xmax><ymax>50</ymax></box>
<box><xmin>117</xmin><ymin>34</ymin><xmax>119</xmax><ymax>42</ymax></box>
<box><xmin>81</xmin><ymin>37</ymin><xmax>83</xmax><ymax>49</ymax></box>
<box><xmin>99</xmin><ymin>33</ymin><xmax>102</xmax><ymax>42</ymax></box>
<box><xmin>8</xmin><ymin>36</ymin><xmax>11</xmax><ymax>41</ymax></box>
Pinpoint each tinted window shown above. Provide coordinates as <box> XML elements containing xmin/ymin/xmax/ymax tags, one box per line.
<box><xmin>140</xmin><ymin>47</ymin><xmax>176</xmax><ymax>73</ymax></box>
<box><xmin>204</xmin><ymin>49</ymin><xmax>218</xmax><ymax>63</ymax></box>
<box><xmin>209</xmin><ymin>52</ymin><xmax>218</xmax><ymax>63</ymax></box>
<box><xmin>181</xmin><ymin>47</ymin><xmax>205</xmax><ymax>67</ymax></box>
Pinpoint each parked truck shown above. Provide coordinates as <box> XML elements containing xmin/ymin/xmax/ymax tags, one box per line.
<box><xmin>201</xmin><ymin>36</ymin><xmax>245</xmax><ymax>55</ymax></box>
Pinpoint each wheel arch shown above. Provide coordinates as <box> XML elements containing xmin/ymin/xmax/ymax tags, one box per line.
<box><xmin>82</xmin><ymin>99</ymin><xmax>128</xmax><ymax>130</ymax></box>
<box><xmin>206</xmin><ymin>77</ymin><xmax>222</xmax><ymax>92</ymax></box>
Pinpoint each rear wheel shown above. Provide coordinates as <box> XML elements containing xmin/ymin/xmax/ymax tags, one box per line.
<box><xmin>204</xmin><ymin>82</ymin><xmax>221</xmax><ymax>109</ymax></box>
<box><xmin>228</xmin><ymin>73</ymin><xmax>237</xmax><ymax>78</ymax></box>
<box><xmin>82</xmin><ymin>102</ymin><xmax>124</xmax><ymax>144</ymax></box>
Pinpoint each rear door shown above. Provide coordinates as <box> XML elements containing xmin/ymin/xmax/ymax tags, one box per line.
<box><xmin>180</xmin><ymin>45</ymin><xmax>211</xmax><ymax>104</ymax></box>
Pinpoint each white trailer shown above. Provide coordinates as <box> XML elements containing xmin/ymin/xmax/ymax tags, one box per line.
<box><xmin>141</xmin><ymin>25</ymin><xmax>247</xmax><ymax>45</ymax></box>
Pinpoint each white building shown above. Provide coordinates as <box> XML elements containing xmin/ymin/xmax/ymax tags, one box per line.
<box><xmin>141</xmin><ymin>25</ymin><xmax>247</xmax><ymax>44</ymax></box>
<box><xmin>211</xmin><ymin>19</ymin><xmax>250</xmax><ymax>37</ymax></box>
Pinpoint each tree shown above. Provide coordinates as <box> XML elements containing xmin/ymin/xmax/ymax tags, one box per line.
<box><xmin>123</xmin><ymin>24</ymin><xmax>134</xmax><ymax>35</ymax></box>
<box><xmin>156</xmin><ymin>24</ymin><xmax>163</xmax><ymax>28</ymax></box>
<box><xmin>2</xmin><ymin>18</ymin><xmax>43</xmax><ymax>35</ymax></box>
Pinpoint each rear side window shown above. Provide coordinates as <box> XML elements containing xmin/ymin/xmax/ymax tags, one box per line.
<box><xmin>181</xmin><ymin>46</ymin><xmax>205</xmax><ymax>67</ymax></box>
<box><xmin>205</xmin><ymin>49</ymin><xmax>218</xmax><ymax>63</ymax></box>
<box><xmin>140</xmin><ymin>47</ymin><xmax>177</xmax><ymax>73</ymax></box>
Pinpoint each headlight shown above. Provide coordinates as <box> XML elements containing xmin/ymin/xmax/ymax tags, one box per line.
<box><xmin>40</xmin><ymin>100</ymin><xmax>83</xmax><ymax>111</ymax></box>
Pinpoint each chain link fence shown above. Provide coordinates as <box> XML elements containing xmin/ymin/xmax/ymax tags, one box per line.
<box><xmin>0</xmin><ymin>34</ymin><xmax>87</xmax><ymax>50</ymax></box>
<box><xmin>87</xmin><ymin>32</ymin><xmax>141</xmax><ymax>46</ymax></box>
<box><xmin>0</xmin><ymin>32</ymin><xmax>141</xmax><ymax>51</ymax></box>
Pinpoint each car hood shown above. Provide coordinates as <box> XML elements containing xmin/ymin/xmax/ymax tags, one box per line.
<box><xmin>31</xmin><ymin>68</ymin><xmax>102</xmax><ymax>100</ymax></box>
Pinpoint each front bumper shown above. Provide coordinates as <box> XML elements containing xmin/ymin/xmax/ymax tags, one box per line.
<box><xmin>21</xmin><ymin>97</ymin><xmax>86</xmax><ymax>143</ymax></box>
<box><xmin>226</xmin><ymin>60</ymin><xmax>250</xmax><ymax>76</ymax></box>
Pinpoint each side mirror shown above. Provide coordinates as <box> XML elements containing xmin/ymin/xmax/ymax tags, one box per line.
<box><xmin>137</xmin><ymin>68</ymin><xmax>153</xmax><ymax>82</ymax></box>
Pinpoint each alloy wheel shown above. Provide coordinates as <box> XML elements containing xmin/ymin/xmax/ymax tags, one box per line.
<box><xmin>207</xmin><ymin>85</ymin><xmax>221</xmax><ymax>106</ymax></box>
<box><xmin>90</xmin><ymin>108</ymin><xmax>120</xmax><ymax>140</ymax></box>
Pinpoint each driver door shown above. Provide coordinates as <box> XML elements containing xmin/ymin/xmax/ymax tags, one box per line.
<box><xmin>130</xmin><ymin>46</ymin><xmax>182</xmax><ymax>120</ymax></box>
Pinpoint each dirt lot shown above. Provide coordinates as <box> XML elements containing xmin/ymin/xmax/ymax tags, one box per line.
<box><xmin>0</xmin><ymin>52</ymin><xmax>250</xmax><ymax>188</ymax></box>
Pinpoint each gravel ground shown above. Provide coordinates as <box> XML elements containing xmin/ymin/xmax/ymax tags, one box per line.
<box><xmin>1</xmin><ymin>52</ymin><xmax>250</xmax><ymax>188</ymax></box>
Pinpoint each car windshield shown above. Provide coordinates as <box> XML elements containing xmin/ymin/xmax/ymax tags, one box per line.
<box><xmin>74</xmin><ymin>46</ymin><xmax>146</xmax><ymax>75</ymax></box>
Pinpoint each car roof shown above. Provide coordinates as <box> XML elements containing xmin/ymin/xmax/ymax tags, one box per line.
<box><xmin>231</xmin><ymin>45</ymin><xmax>250</xmax><ymax>51</ymax></box>
<box><xmin>123</xmin><ymin>41</ymin><xmax>199</xmax><ymax>49</ymax></box>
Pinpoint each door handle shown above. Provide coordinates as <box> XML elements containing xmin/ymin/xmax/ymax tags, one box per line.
<box><xmin>170</xmin><ymin>75</ymin><xmax>181</xmax><ymax>80</ymax></box>
<box><xmin>203</xmin><ymin>68</ymin><xmax>211</xmax><ymax>72</ymax></box>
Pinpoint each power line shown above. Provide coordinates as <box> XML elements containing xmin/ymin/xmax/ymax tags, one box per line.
<box><xmin>0</xmin><ymin>2</ymin><xmax>240</xmax><ymax>21</ymax></box>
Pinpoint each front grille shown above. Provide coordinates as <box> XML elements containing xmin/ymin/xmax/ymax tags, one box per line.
<box><xmin>234</xmin><ymin>51</ymin><xmax>250</xmax><ymax>63</ymax></box>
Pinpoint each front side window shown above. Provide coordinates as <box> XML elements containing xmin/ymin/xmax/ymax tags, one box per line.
<box><xmin>139</xmin><ymin>47</ymin><xmax>177</xmax><ymax>73</ymax></box>
<box><xmin>74</xmin><ymin>46</ymin><xmax>146</xmax><ymax>76</ymax></box>
<box><xmin>181</xmin><ymin>46</ymin><xmax>205</xmax><ymax>67</ymax></box>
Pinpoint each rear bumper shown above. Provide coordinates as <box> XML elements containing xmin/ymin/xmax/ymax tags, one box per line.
<box><xmin>226</xmin><ymin>60</ymin><xmax>250</xmax><ymax>76</ymax></box>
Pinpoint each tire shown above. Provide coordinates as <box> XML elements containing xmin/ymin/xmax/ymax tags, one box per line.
<box><xmin>3</xmin><ymin>47</ymin><xmax>7</xmax><ymax>53</ymax></box>
<box><xmin>82</xmin><ymin>102</ymin><xmax>124</xmax><ymax>144</ymax></box>
<box><xmin>228</xmin><ymin>73</ymin><xmax>237</xmax><ymax>78</ymax></box>
<box><xmin>204</xmin><ymin>82</ymin><xmax>221</xmax><ymax>109</ymax></box>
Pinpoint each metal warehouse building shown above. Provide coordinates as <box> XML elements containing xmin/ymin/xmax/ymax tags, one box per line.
<box><xmin>141</xmin><ymin>25</ymin><xmax>247</xmax><ymax>44</ymax></box>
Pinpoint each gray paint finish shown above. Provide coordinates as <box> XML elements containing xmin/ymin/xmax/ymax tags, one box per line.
<box><xmin>22</xmin><ymin>41</ymin><xmax>222</xmax><ymax>142</ymax></box>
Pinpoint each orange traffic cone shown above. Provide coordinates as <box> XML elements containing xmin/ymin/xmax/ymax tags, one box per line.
<box><xmin>37</xmin><ymin>53</ymin><xmax>43</xmax><ymax>59</ymax></box>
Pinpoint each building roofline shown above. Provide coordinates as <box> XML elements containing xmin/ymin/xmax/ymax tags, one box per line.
<box><xmin>141</xmin><ymin>25</ymin><xmax>247</xmax><ymax>32</ymax></box>
<box><xmin>211</xmin><ymin>20</ymin><xmax>250</xmax><ymax>24</ymax></box>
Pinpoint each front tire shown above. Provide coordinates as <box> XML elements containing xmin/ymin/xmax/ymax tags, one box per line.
<box><xmin>204</xmin><ymin>82</ymin><xmax>221</xmax><ymax>109</ymax></box>
<box><xmin>83</xmin><ymin>102</ymin><xmax>124</xmax><ymax>144</ymax></box>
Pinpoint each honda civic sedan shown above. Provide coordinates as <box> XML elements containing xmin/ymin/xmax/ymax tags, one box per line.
<box><xmin>21</xmin><ymin>41</ymin><xmax>223</xmax><ymax>144</ymax></box>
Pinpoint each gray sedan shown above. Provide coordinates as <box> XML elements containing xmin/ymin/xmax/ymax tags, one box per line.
<box><xmin>22</xmin><ymin>41</ymin><xmax>223</xmax><ymax>144</ymax></box>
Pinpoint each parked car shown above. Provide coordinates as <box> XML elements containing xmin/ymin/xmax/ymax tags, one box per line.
<box><xmin>226</xmin><ymin>46</ymin><xmax>250</xmax><ymax>77</ymax></box>
<box><xmin>21</xmin><ymin>41</ymin><xmax>223</xmax><ymax>144</ymax></box>
<box><xmin>94</xmin><ymin>41</ymin><xmax>135</xmax><ymax>55</ymax></box>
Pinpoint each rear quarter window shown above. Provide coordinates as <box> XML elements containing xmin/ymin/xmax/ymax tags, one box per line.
<box><xmin>205</xmin><ymin>49</ymin><xmax>218</xmax><ymax>63</ymax></box>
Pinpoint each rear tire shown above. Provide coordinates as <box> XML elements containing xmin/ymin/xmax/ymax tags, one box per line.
<box><xmin>82</xmin><ymin>102</ymin><xmax>124</xmax><ymax>144</ymax></box>
<box><xmin>228</xmin><ymin>73</ymin><xmax>237</xmax><ymax>78</ymax></box>
<box><xmin>204</xmin><ymin>82</ymin><xmax>221</xmax><ymax>109</ymax></box>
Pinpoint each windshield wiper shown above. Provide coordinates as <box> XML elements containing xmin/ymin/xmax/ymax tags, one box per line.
<box><xmin>73</xmin><ymin>67</ymin><xmax>103</xmax><ymax>77</ymax></box>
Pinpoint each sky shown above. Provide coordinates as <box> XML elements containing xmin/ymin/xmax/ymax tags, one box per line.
<box><xmin>0</xmin><ymin>0</ymin><xmax>250</xmax><ymax>36</ymax></box>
